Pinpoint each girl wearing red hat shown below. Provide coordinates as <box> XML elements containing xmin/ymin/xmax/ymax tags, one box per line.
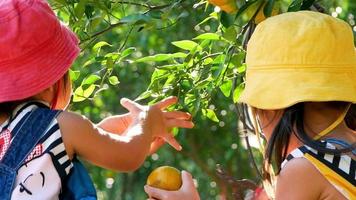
<box><xmin>144</xmin><ymin>11</ymin><xmax>356</xmax><ymax>200</ymax></box>
<box><xmin>0</xmin><ymin>0</ymin><xmax>193</xmax><ymax>199</ymax></box>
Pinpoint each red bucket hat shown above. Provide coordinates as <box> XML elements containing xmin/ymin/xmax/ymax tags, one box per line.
<box><xmin>0</xmin><ymin>0</ymin><xmax>80</xmax><ymax>103</ymax></box>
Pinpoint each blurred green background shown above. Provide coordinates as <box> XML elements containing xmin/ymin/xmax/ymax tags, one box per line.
<box><xmin>48</xmin><ymin>0</ymin><xmax>356</xmax><ymax>199</ymax></box>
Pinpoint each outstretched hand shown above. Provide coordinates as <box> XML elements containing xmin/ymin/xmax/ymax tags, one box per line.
<box><xmin>120</xmin><ymin>96</ymin><xmax>194</xmax><ymax>152</ymax></box>
<box><xmin>144</xmin><ymin>171</ymin><xmax>200</xmax><ymax>200</ymax></box>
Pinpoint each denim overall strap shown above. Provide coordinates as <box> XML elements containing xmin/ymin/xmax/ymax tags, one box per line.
<box><xmin>0</xmin><ymin>108</ymin><xmax>60</xmax><ymax>200</ymax></box>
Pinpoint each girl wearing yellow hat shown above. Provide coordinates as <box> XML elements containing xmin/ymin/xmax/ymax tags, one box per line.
<box><xmin>144</xmin><ymin>11</ymin><xmax>356</xmax><ymax>200</ymax></box>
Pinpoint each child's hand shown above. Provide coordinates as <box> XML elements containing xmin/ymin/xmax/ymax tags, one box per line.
<box><xmin>120</xmin><ymin>96</ymin><xmax>194</xmax><ymax>151</ymax></box>
<box><xmin>144</xmin><ymin>171</ymin><xmax>200</xmax><ymax>200</ymax></box>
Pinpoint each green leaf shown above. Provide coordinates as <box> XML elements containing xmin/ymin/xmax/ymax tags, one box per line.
<box><xmin>172</xmin><ymin>40</ymin><xmax>202</xmax><ymax>51</ymax></box>
<box><xmin>84</xmin><ymin>4</ymin><xmax>95</xmax><ymax>19</ymax></box>
<box><xmin>264</xmin><ymin>0</ymin><xmax>275</xmax><ymax>17</ymax></box>
<box><xmin>88</xmin><ymin>16</ymin><xmax>103</xmax><ymax>32</ymax></box>
<box><xmin>172</xmin><ymin>127</ymin><xmax>179</xmax><ymax>136</ymax></box>
<box><xmin>233</xmin><ymin>84</ymin><xmax>244</xmax><ymax>103</ymax></box>
<box><xmin>109</xmin><ymin>76</ymin><xmax>120</xmax><ymax>85</ymax></box>
<box><xmin>150</xmin><ymin>69</ymin><xmax>169</xmax><ymax>82</ymax></box>
<box><xmin>237</xmin><ymin>64</ymin><xmax>247</xmax><ymax>73</ymax></box>
<box><xmin>73</xmin><ymin>86</ymin><xmax>86</xmax><ymax>102</ymax></box>
<box><xmin>235</xmin><ymin>0</ymin><xmax>259</xmax><ymax>20</ymax></box>
<box><xmin>74</xmin><ymin>0</ymin><xmax>87</xmax><ymax>20</ymax></box>
<box><xmin>148</xmin><ymin>10</ymin><xmax>163</xmax><ymax>19</ymax></box>
<box><xmin>135</xmin><ymin>90</ymin><xmax>152</xmax><ymax>101</ymax></box>
<box><xmin>202</xmin><ymin>109</ymin><xmax>219</xmax><ymax>122</ymax></box>
<box><xmin>193</xmin><ymin>33</ymin><xmax>223</xmax><ymax>41</ymax></box>
<box><xmin>223</xmin><ymin>26</ymin><xmax>237</xmax><ymax>42</ymax></box>
<box><xmin>121</xmin><ymin>47</ymin><xmax>136</xmax><ymax>59</ymax></box>
<box><xmin>136</xmin><ymin>53</ymin><xmax>187</xmax><ymax>62</ymax></box>
<box><xmin>93</xmin><ymin>41</ymin><xmax>112</xmax><ymax>52</ymax></box>
<box><xmin>231</xmin><ymin>52</ymin><xmax>246</xmax><ymax>67</ymax></box>
<box><xmin>73</xmin><ymin>94</ymin><xmax>86</xmax><ymax>102</ymax></box>
<box><xmin>300</xmin><ymin>0</ymin><xmax>316</xmax><ymax>10</ymax></box>
<box><xmin>219</xmin><ymin>80</ymin><xmax>233</xmax><ymax>97</ymax></box>
<box><xmin>82</xmin><ymin>74</ymin><xmax>101</xmax><ymax>85</ymax></box>
<box><xmin>83</xmin><ymin>84</ymin><xmax>96</xmax><ymax>98</ymax></box>
<box><xmin>220</xmin><ymin>11</ymin><xmax>233</xmax><ymax>28</ymax></box>
<box><xmin>120</xmin><ymin>14</ymin><xmax>151</xmax><ymax>25</ymax></box>
<box><xmin>288</xmin><ymin>0</ymin><xmax>303</xmax><ymax>12</ymax></box>
<box><xmin>106</xmin><ymin>57</ymin><xmax>114</xmax><ymax>69</ymax></box>
<box><xmin>69</xmin><ymin>70</ymin><xmax>80</xmax><ymax>82</ymax></box>
<box><xmin>203</xmin><ymin>57</ymin><xmax>214</xmax><ymax>65</ymax></box>
<box><xmin>53</xmin><ymin>0</ymin><xmax>66</xmax><ymax>5</ymax></box>
<box><xmin>83</xmin><ymin>59</ymin><xmax>95</xmax><ymax>68</ymax></box>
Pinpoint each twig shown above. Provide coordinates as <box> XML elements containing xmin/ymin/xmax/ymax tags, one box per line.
<box><xmin>80</xmin><ymin>22</ymin><xmax>126</xmax><ymax>44</ymax></box>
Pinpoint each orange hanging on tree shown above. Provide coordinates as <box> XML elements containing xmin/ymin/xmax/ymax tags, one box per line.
<box><xmin>208</xmin><ymin>0</ymin><xmax>238</xmax><ymax>13</ymax></box>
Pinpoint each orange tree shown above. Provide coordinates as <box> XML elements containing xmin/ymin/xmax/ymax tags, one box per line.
<box><xmin>49</xmin><ymin>0</ymin><xmax>356</xmax><ymax>199</ymax></box>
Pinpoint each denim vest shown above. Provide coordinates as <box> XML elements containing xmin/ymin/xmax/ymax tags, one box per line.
<box><xmin>0</xmin><ymin>108</ymin><xmax>97</xmax><ymax>200</ymax></box>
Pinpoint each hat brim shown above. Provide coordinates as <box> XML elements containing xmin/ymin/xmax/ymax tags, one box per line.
<box><xmin>0</xmin><ymin>24</ymin><xmax>80</xmax><ymax>103</ymax></box>
<box><xmin>239</xmin><ymin>67</ymin><xmax>356</xmax><ymax>110</ymax></box>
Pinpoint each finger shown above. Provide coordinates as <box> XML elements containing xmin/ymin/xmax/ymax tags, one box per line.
<box><xmin>181</xmin><ymin>171</ymin><xmax>196</xmax><ymax>189</ymax></box>
<box><xmin>155</xmin><ymin>96</ymin><xmax>178</xmax><ymax>110</ymax></box>
<box><xmin>164</xmin><ymin>111</ymin><xmax>192</xmax><ymax>120</ymax></box>
<box><xmin>149</xmin><ymin>138</ymin><xmax>166</xmax><ymax>155</ymax></box>
<box><xmin>144</xmin><ymin>185</ymin><xmax>168</xmax><ymax>200</ymax></box>
<box><xmin>166</xmin><ymin>119</ymin><xmax>194</xmax><ymax>129</ymax></box>
<box><xmin>120</xmin><ymin>98</ymin><xmax>143</xmax><ymax>113</ymax></box>
<box><xmin>163</xmin><ymin>134</ymin><xmax>182</xmax><ymax>151</ymax></box>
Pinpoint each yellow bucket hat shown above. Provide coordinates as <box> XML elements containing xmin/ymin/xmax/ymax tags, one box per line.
<box><xmin>240</xmin><ymin>11</ymin><xmax>356</xmax><ymax>110</ymax></box>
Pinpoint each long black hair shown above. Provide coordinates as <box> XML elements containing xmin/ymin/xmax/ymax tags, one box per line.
<box><xmin>241</xmin><ymin>102</ymin><xmax>356</xmax><ymax>180</ymax></box>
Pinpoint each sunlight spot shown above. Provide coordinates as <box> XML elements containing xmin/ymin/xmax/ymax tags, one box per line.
<box><xmin>231</xmin><ymin>143</ymin><xmax>238</xmax><ymax>149</ymax></box>
<box><xmin>219</xmin><ymin>121</ymin><xmax>225</xmax><ymax>127</ymax></box>
<box><xmin>214</xmin><ymin>6</ymin><xmax>221</xmax><ymax>13</ymax></box>
<box><xmin>211</xmin><ymin>125</ymin><xmax>217</xmax><ymax>131</ymax></box>
<box><xmin>210</xmin><ymin>181</ymin><xmax>217</xmax><ymax>188</ymax></box>
<box><xmin>106</xmin><ymin>178</ymin><xmax>114</xmax><ymax>189</ymax></box>
<box><xmin>151</xmin><ymin>153</ymin><xmax>159</xmax><ymax>161</ymax></box>
<box><xmin>220</xmin><ymin>110</ymin><xmax>227</xmax><ymax>116</ymax></box>
<box><xmin>332</xmin><ymin>12</ymin><xmax>338</xmax><ymax>18</ymax></box>
<box><xmin>204</xmin><ymin>25</ymin><xmax>211</xmax><ymax>32</ymax></box>
<box><xmin>336</xmin><ymin>7</ymin><xmax>342</xmax><ymax>14</ymax></box>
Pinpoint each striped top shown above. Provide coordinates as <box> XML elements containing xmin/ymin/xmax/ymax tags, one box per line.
<box><xmin>281</xmin><ymin>142</ymin><xmax>355</xmax><ymax>199</ymax></box>
<box><xmin>0</xmin><ymin>101</ymin><xmax>72</xmax><ymax>199</ymax></box>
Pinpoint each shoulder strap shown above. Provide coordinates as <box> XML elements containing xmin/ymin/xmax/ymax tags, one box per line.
<box><xmin>1</xmin><ymin>108</ymin><xmax>60</xmax><ymax>170</ymax></box>
<box><xmin>325</xmin><ymin>138</ymin><xmax>356</xmax><ymax>156</ymax></box>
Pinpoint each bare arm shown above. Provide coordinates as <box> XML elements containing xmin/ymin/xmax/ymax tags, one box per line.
<box><xmin>276</xmin><ymin>158</ymin><xmax>322</xmax><ymax>200</ymax></box>
<box><xmin>58</xmin><ymin>111</ymin><xmax>153</xmax><ymax>172</ymax></box>
<box><xmin>58</xmin><ymin>97</ymin><xmax>194</xmax><ymax>172</ymax></box>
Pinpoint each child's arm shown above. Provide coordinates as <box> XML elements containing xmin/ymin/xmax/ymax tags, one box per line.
<box><xmin>57</xmin><ymin>97</ymin><xmax>194</xmax><ymax>172</ymax></box>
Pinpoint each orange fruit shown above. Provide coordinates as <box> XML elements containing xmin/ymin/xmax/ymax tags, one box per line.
<box><xmin>208</xmin><ymin>0</ymin><xmax>238</xmax><ymax>13</ymax></box>
<box><xmin>146</xmin><ymin>166</ymin><xmax>182</xmax><ymax>191</ymax></box>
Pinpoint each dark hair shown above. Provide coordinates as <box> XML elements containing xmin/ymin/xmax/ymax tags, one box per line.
<box><xmin>240</xmin><ymin>102</ymin><xmax>356</xmax><ymax>181</ymax></box>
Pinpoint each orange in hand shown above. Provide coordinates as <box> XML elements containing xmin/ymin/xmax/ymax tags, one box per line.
<box><xmin>147</xmin><ymin>166</ymin><xmax>182</xmax><ymax>191</ymax></box>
